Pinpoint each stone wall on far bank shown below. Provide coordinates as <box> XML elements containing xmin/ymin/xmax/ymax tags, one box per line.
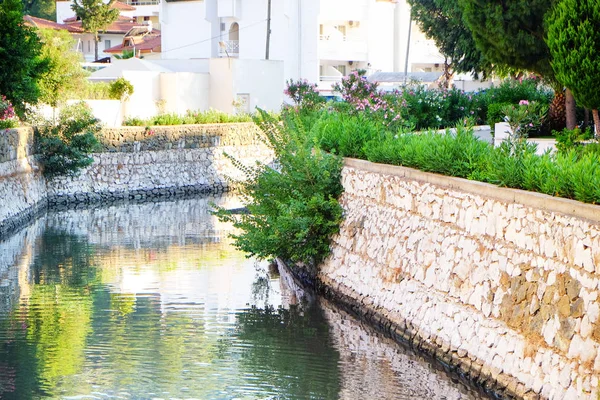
<box><xmin>0</xmin><ymin>128</ymin><xmax>47</xmax><ymax>238</ymax></box>
<box><xmin>0</xmin><ymin>123</ymin><xmax>273</xmax><ymax>239</ymax></box>
<box><xmin>47</xmin><ymin>123</ymin><xmax>272</xmax><ymax>204</ymax></box>
<box><xmin>315</xmin><ymin>158</ymin><xmax>600</xmax><ymax>400</ymax></box>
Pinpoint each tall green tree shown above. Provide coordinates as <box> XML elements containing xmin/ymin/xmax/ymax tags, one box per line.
<box><xmin>71</xmin><ymin>0</ymin><xmax>119</xmax><ymax>61</ymax></box>
<box><xmin>0</xmin><ymin>0</ymin><xmax>47</xmax><ymax>117</ymax></box>
<box><xmin>22</xmin><ymin>0</ymin><xmax>55</xmax><ymax>20</ymax></box>
<box><xmin>546</xmin><ymin>0</ymin><xmax>600</xmax><ymax>135</ymax></box>
<box><xmin>37</xmin><ymin>28</ymin><xmax>88</xmax><ymax>108</ymax></box>
<box><xmin>458</xmin><ymin>0</ymin><xmax>575</xmax><ymax>130</ymax></box>
<box><xmin>408</xmin><ymin>0</ymin><xmax>493</xmax><ymax>85</ymax></box>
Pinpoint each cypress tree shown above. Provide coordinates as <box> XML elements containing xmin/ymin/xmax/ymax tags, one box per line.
<box><xmin>547</xmin><ymin>0</ymin><xmax>600</xmax><ymax>135</ymax></box>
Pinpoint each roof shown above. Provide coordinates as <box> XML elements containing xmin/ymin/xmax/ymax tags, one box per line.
<box><xmin>368</xmin><ymin>71</ymin><xmax>443</xmax><ymax>83</ymax></box>
<box><xmin>65</xmin><ymin>18</ymin><xmax>138</xmax><ymax>34</ymax></box>
<box><xmin>112</xmin><ymin>1</ymin><xmax>136</xmax><ymax>11</ymax></box>
<box><xmin>104</xmin><ymin>29</ymin><xmax>161</xmax><ymax>54</ymax></box>
<box><xmin>89</xmin><ymin>58</ymin><xmax>172</xmax><ymax>80</ymax></box>
<box><xmin>23</xmin><ymin>15</ymin><xmax>84</xmax><ymax>33</ymax></box>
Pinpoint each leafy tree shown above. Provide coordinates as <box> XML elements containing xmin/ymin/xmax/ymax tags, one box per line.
<box><xmin>458</xmin><ymin>0</ymin><xmax>575</xmax><ymax>130</ymax></box>
<box><xmin>458</xmin><ymin>0</ymin><xmax>553</xmax><ymax>78</ymax></box>
<box><xmin>71</xmin><ymin>0</ymin><xmax>119</xmax><ymax>61</ymax></box>
<box><xmin>37</xmin><ymin>28</ymin><xmax>88</xmax><ymax>108</ymax></box>
<box><xmin>22</xmin><ymin>0</ymin><xmax>55</xmax><ymax>20</ymax></box>
<box><xmin>407</xmin><ymin>0</ymin><xmax>493</xmax><ymax>82</ymax></box>
<box><xmin>546</xmin><ymin>0</ymin><xmax>600</xmax><ymax>136</ymax></box>
<box><xmin>0</xmin><ymin>0</ymin><xmax>48</xmax><ymax>117</ymax></box>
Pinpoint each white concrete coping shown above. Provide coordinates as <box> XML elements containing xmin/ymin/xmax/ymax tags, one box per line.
<box><xmin>343</xmin><ymin>157</ymin><xmax>600</xmax><ymax>223</ymax></box>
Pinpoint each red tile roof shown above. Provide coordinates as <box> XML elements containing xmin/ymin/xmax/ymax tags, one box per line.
<box><xmin>112</xmin><ymin>1</ymin><xmax>136</xmax><ymax>10</ymax></box>
<box><xmin>66</xmin><ymin>19</ymin><xmax>138</xmax><ymax>34</ymax></box>
<box><xmin>23</xmin><ymin>15</ymin><xmax>84</xmax><ymax>33</ymax></box>
<box><xmin>104</xmin><ymin>30</ymin><xmax>161</xmax><ymax>54</ymax></box>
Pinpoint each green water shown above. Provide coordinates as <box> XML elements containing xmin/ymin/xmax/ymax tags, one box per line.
<box><xmin>0</xmin><ymin>196</ymin><xmax>488</xmax><ymax>399</ymax></box>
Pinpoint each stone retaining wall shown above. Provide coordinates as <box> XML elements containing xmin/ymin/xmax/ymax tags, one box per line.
<box><xmin>316</xmin><ymin>158</ymin><xmax>600</xmax><ymax>400</ymax></box>
<box><xmin>0</xmin><ymin>123</ymin><xmax>272</xmax><ymax>239</ymax></box>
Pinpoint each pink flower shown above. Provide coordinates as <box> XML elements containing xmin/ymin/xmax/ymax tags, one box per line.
<box><xmin>519</xmin><ymin>100</ymin><xmax>530</xmax><ymax>105</ymax></box>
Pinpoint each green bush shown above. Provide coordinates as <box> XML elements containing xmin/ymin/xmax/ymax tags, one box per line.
<box><xmin>122</xmin><ymin>109</ymin><xmax>254</xmax><ymax>126</ymax></box>
<box><xmin>312</xmin><ymin>112</ymin><xmax>383</xmax><ymax>159</ymax></box>
<box><xmin>486</xmin><ymin>102</ymin><xmax>512</xmax><ymax>126</ymax></box>
<box><xmin>214</xmin><ymin>110</ymin><xmax>343</xmax><ymax>269</ymax></box>
<box><xmin>364</xmin><ymin>126</ymin><xmax>490</xmax><ymax>179</ymax></box>
<box><xmin>36</xmin><ymin>102</ymin><xmax>101</xmax><ymax>177</ymax></box>
<box><xmin>554</xmin><ymin>127</ymin><xmax>594</xmax><ymax>154</ymax></box>
<box><xmin>108</xmin><ymin>77</ymin><xmax>134</xmax><ymax>100</ymax></box>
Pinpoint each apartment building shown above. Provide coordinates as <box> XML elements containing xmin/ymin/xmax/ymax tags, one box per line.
<box><xmin>160</xmin><ymin>0</ymin><xmax>446</xmax><ymax>90</ymax></box>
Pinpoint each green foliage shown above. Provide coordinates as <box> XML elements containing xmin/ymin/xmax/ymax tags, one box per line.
<box><xmin>37</xmin><ymin>28</ymin><xmax>87</xmax><ymax>108</ymax></box>
<box><xmin>214</xmin><ymin>110</ymin><xmax>344</xmax><ymax>269</ymax></box>
<box><xmin>312</xmin><ymin>112</ymin><xmax>383</xmax><ymax>159</ymax></box>
<box><xmin>364</xmin><ymin>127</ymin><xmax>490</xmax><ymax>179</ymax></box>
<box><xmin>308</xmin><ymin>114</ymin><xmax>600</xmax><ymax>204</ymax></box>
<box><xmin>23</xmin><ymin>0</ymin><xmax>56</xmax><ymax>19</ymax></box>
<box><xmin>502</xmin><ymin>101</ymin><xmax>548</xmax><ymax>140</ymax></box>
<box><xmin>36</xmin><ymin>102</ymin><xmax>101</xmax><ymax>177</ymax></box>
<box><xmin>408</xmin><ymin>0</ymin><xmax>492</xmax><ymax>78</ymax></box>
<box><xmin>123</xmin><ymin>109</ymin><xmax>253</xmax><ymax>126</ymax></box>
<box><xmin>108</xmin><ymin>77</ymin><xmax>134</xmax><ymax>101</ymax></box>
<box><xmin>71</xmin><ymin>0</ymin><xmax>119</xmax><ymax>60</ymax></box>
<box><xmin>73</xmin><ymin>81</ymin><xmax>111</xmax><ymax>100</ymax></box>
<box><xmin>546</xmin><ymin>0</ymin><xmax>600</xmax><ymax>112</ymax></box>
<box><xmin>486</xmin><ymin>102</ymin><xmax>512</xmax><ymax>127</ymax></box>
<box><xmin>114</xmin><ymin>49</ymin><xmax>134</xmax><ymax>59</ymax></box>
<box><xmin>458</xmin><ymin>0</ymin><xmax>556</xmax><ymax>81</ymax></box>
<box><xmin>554</xmin><ymin>127</ymin><xmax>594</xmax><ymax>154</ymax></box>
<box><xmin>0</xmin><ymin>0</ymin><xmax>48</xmax><ymax>117</ymax></box>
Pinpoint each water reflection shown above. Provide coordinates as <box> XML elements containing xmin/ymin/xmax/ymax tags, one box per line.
<box><xmin>0</xmin><ymin>196</ymin><xmax>487</xmax><ymax>399</ymax></box>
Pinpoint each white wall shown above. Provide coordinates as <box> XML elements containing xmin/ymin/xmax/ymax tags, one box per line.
<box><xmin>208</xmin><ymin>58</ymin><xmax>234</xmax><ymax>113</ymax></box>
<box><xmin>160</xmin><ymin>1</ymin><xmax>212</xmax><ymax>59</ymax></box>
<box><xmin>231</xmin><ymin>59</ymin><xmax>284</xmax><ymax>112</ymax></box>
<box><xmin>160</xmin><ymin>72</ymin><xmax>210</xmax><ymax>114</ymax></box>
<box><xmin>209</xmin><ymin>58</ymin><xmax>283</xmax><ymax>113</ymax></box>
<box><xmin>122</xmin><ymin>70</ymin><xmax>162</xmax><ymax>119</ymax></box>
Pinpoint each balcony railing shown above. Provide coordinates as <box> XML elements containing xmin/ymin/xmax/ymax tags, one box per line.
<box><xmin>218</xmin><ymin>40</ymin><xmax>239</xmax><ymax>57</ymax></box>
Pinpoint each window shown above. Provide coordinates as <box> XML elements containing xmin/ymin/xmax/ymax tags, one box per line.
<box><xmin>337</xmin><ymin>65</ymin><xmax>346</xmax><ymax>76</ymax></box>
<box><xmin>87</xmin><ymin>40</ymin><xmax>91</xmax><ymax>52</ymax></box>
<box><xmin>144</xmin><ymin>16</ymin><xmax>150</xmax><ymax>21</ymax></box>
<box><xmin>220</xmin><ymin>22</ymin><xmax>226</xmax><ymax>32</ymax></box>
<box><xmin>104</xmin><ymin>40</ymin><xmax>111</xmax><ymax>49</ymax></box>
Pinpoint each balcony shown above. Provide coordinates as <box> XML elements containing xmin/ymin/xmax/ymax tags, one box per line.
<box><xmin>218</xmin><ymin>40</ymin><xmax>239</xmax><ymax>57</ymax></box>
<box><xmin>319</xmin><ymin>35</ymin><xmax>368</xmax><ymax>61</ymax></box>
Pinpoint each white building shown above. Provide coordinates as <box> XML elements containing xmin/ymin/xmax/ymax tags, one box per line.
<box><xmin>159</xmin><ymin>0</ymin><xmax>447</xmax><ymax>92</ymax></box>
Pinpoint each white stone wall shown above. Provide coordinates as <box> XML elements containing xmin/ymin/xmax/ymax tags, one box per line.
<box><xmin>318</xmin><ymin>158</ymin><xmax>600</xmax><ymax>399</ymax></box>
<box><xmin>0</xmin><ymin>124</ymin><xmax>273</xmax><ymax>238</ymax></box>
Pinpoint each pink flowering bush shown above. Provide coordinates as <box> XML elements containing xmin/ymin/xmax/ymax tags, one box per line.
<box><xmin>284</xmin><ymin>79</ymin><xmax>325</xmax><ymax>111</ymax></box>
<box><xmin>333</xmin><ymin>70</ymin><xmax>408</xmax><ymax>132</ymax></box>
<box><xmin>0</xmin><ymin>95</ymin><xmax>18</xmax><ymax>129</ymax></box>
<box><xmin>501</xmin><ymin>101</ymin><xmax>548</xmax><ymax>141</ymax></box>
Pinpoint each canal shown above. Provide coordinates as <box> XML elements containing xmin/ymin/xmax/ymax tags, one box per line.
<box><xmin>0</xmin><ymin>196</ymin><xmax>490</xmax><ymax>399</ymax></box>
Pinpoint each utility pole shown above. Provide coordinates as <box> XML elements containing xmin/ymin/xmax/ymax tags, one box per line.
<box><xmin>266</xmin><ymin>0</ymin><xmax>272</xmax><ymax>60</ymax></box>
<box><xmin>404</xmin><ymin>15</ymin><xmax>412</xmax><ymax>85</ymax></box>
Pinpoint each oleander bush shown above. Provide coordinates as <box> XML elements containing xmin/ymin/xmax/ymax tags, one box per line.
<box><xmin>213</xmin><ymin>110</ymin><xmax>343</xmax><ymax>269</ymax></box>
